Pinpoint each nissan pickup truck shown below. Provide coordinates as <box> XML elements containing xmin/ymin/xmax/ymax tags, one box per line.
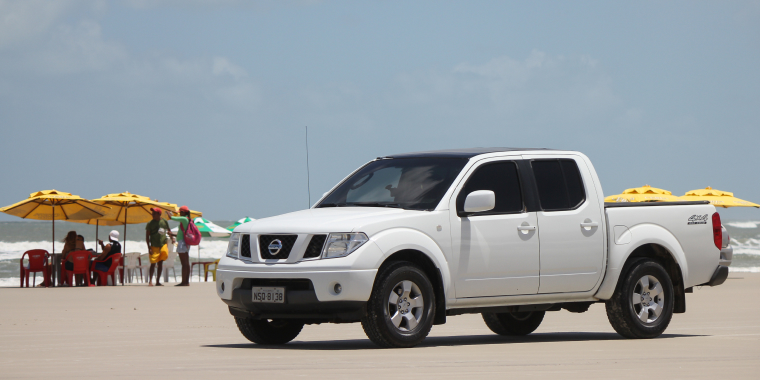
<box><xmin>217</xmin><ymin>148</ymin><xmax>731</xmax><ymax>348</ymax></box>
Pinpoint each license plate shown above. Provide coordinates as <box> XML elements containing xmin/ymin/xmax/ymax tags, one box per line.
<box><xmin>251</xmin><ymin>287</ymin><xmax>285</xmax><ymax>303</ymax></box>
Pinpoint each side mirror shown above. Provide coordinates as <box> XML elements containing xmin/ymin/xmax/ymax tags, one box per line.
<box><xmin>463</xmin><ymin>190</ymin><xmax>496</xmax><ymax>214</ymax></box>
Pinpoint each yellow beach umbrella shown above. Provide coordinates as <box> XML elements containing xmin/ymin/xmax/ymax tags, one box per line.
<box><xmin>153</xmin><ymin>201</ymin><xmax>203</xmax><ymax>220</ymax></box>
<box><xmin>91</xmin><ymin>192</ymin><xmax>176</xmax><ymax>225</ymax></box>
<box><xmin>0</xmin><ymin>190</ymin><xmax>111</xmax><ymax>284</ymax></box>
<box><xmin>605</xmin><ymin>185</ymin><xmax>686</xmax><ymax>203</ymax></box>
<box><xmin>682</xmin><ymin>187</ymin><xmax>760</xmax><ymax>208</ymax></box>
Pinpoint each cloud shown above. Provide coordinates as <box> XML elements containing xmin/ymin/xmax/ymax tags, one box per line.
<box><xmin>389</xmin><ymin>50</ymin><xmax>620</xmax><ymax>124</ymax></box>
<box><xmin>123</xmin><ymin>0</ymin><xmax>321</xmax><ymax>11</ymax></box>
<box><xmin>0</xmin><ymin>0</ymin><xmax>75</xmax><ymax>49</ymax></box>
<box><xmin>30</xmin><ymin>20</ymin><xmax>128</xmax><ymax>74</ymax></box>
<box><xmin>212</xmin><ymin>57</ymin><xmax>248</xmax><ymax>80</ymax></box>
<box><xmin>0</xmin><ymin>6</ymin><xmax>260</xmax><ymax>112</ymax></box>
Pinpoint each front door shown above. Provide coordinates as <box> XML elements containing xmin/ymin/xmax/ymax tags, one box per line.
<box><xmin>450</xmin><ymin>158</ymin><xmax>540</xmax><ymax>298</ymax></box>
<box><xmin>523</xmin><ymin>155</ymin><xmax>605</xmax><ymax>294</ymax></box>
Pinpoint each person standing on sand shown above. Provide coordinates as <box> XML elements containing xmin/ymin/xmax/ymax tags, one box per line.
<box><xmin>167</xmin><ymin>206</ymin><xmax>191</xmax><ymax>286</ymax></box>
<box><xmin>145</xmin><ymin>208</ymin><xmax>169</xmax><ymax>286</ymax></box>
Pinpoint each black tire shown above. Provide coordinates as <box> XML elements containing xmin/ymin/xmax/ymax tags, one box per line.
<box><xmin>361</xmin><ymin>261</ymin><xmax>435</xmax><ymax>348</ymax></box>
<box><xmin>605</xmin><ymin>260</ymin><xmax>674</xmax><ymax>339</ymax></box>
<box><xmin>482</xmin><ymin>311</ymin><xmax>545</xmax><ymax>336</ymax></box>
<box><xmin>234</xmin><ymin>317</ymin><xmax>304</xmax><ymax>345</ymax></box>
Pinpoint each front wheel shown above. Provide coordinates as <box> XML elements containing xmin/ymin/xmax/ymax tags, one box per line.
<box><xmin>361</xmin><ymin>262</ymin><xmax>435</xmax><ymax>348</ymax></box>
<box><xmin>605</xmin><ymin>260</ymin><xmax>674</xmax><ymax>339</ymax></box>
<box><xmin>235</xmin><ymin>317</ymin><xmax>304</xmax><ymax>345</ymax></box>
<box><xmin>482</xmin><ymin>311</ymin><xmax>545</xmax><ymax>336</ymax></box>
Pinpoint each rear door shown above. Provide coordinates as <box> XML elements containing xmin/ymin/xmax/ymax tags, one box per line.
<box><xmin>522</xmin><ymin>155</ymin><xmax>605</xmax><ymax>293</ymax></box>
<box><xmin>449</xmin><ymin>157</ymin><xmax>540</xmax><ymax>298</ymax></box>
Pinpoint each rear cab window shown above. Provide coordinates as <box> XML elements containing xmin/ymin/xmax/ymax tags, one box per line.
<box><xmin>530</xmin><ymin>159</ymin><xmax>586</xmax><ymax>211</ymax></box>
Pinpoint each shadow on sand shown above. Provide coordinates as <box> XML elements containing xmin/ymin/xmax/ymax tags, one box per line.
<box><xmin>203</xmin><ymin>331</ymin><xmax>703</xmax><ymax>351</ymax></box>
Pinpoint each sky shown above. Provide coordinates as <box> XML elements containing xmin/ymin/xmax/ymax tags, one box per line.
<box><xmin>1</xmin><ymin>0</ymin><xmax>759</xmax><ymax>222</ymax></box>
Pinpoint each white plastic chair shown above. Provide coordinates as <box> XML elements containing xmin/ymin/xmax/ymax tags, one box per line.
<box><xmin>162</xmin><ymin>249</ymin><xmax>178</xmax><ymax>283</ymax></box>
<box><xmin>118</xmin><ymin>252</ymin><xmax>143</xmax><ymax>283</ymax></box>
<box><xmin>137</xmin><ymin>253</ymin><xmax>151</xmax><ymax>282</ymax></box>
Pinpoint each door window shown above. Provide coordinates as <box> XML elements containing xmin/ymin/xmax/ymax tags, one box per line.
<box><xmin>456</xmin><ymin>161</ymin><xmax>524</xmax><ymax>215</ymax></box>
<box><xmin>531</xmin><ymin>159</ymin><xmax>586</xmax><ymax>211</ymax></box>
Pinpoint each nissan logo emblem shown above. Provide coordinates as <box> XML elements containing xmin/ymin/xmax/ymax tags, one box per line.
<box><xmin>268</xmin><ymin>239</ymin><xmax>283</xmax><ymax>255</ymax></box>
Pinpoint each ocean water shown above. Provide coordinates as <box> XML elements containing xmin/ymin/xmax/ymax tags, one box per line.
<box><xmin>2</xmin><ymin>220</ymin><xmax>759</xmax><ymax>287</ymax></box>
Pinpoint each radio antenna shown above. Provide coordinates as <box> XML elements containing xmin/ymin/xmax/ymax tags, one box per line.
<box><xmin>306</xmin><ymin>126</ymin><xmax>311</xmax><ymax>207</ymax></box>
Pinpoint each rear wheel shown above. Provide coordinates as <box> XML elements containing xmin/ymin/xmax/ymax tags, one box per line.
<box><xmin>235</xmin><ymin>317</ymin><xmax>304</xmax><ymax>345</ymax></box>
<box><xmin>361</xmin><ymin>262</ymin><xmax>435</xmax><ymax>348</ymax></box>
<box><xmin>482</xmin><ymin>311</ymin><xmax>545</xmax><ymax>336</ymax></box>
<box><xmin>606</xmin><ymin>260</ymin><xmax>674</xmax><ymax>339</ymax></box>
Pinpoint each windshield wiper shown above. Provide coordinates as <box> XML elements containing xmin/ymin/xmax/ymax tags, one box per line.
<box><xmin>343</xmin><ymin>202</ymin><xmax>403</xmax><ymax>208</ymax></box>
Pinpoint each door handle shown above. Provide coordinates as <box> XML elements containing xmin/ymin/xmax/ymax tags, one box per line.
<box><xmin>580</xmin><ymin>221</ymin><xmax>599</xmax><ymax>228</ymax></box>
<box><xmin>517</xmin><ymin>225</ymin><xmax>536</xmax><ymax>231</ymax></box>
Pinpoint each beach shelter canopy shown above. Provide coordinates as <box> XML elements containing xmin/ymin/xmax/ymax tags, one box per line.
<box><xmin>226</xmin><ymin>217</ymin><xmax>255</xmax><ymax>231</ymax></box>
<box><xmin>170</xmin><ymin>217</ymin><xmax>230</xmax><ymax>238</ymax></box>
<box><xmin>91</xmin><ymin>192</ymin><xmax>177</xmax><ymax>224</ymax></box>
<box><xmin>193</xmin><ymin>217</ymin><xmax>231</xmax><ymax>238</ymax></box>
<box><xmin>154</xmin><ymin>201</ymin><xmax>203</xmax><ymax>221</ymax></box>
<box><xmin>604</xmin><ymin>185</ymin><xmax>685</xmax><ymax>203</ymax></box>
<box><xmin>682</xmin><ymin>187</ymin><xmax>760</xmax><ymax>208</ymax></box>
<box><xmin>0</xmin><ymin>190</ymin><xmax>110</xmax><ymax>221</ymax></box>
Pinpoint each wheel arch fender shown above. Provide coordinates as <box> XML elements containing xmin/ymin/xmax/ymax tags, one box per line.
<box><xmin>595</xmin><ymin>223</ymin><xmax>688</xmax><ymax>301</ymax></box>
<box><xmin>368</xmin><ymin>228</ymin><xmax>451</xmax><ymax>325</ymax></box>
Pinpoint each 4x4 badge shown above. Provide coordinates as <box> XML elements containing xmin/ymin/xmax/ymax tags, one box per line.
<box><xmin>687</xmin><ymin>214</ymin><xmax>708</xmax><ymax>225</ymax></box>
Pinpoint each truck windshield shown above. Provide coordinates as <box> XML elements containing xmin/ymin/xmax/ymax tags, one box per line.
<box><xmin>317</xmin><ymin>158</ymin><xmax>468</xmax><ymax>211</ymax></box>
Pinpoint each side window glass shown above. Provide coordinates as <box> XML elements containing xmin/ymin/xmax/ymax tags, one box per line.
<box><xmin>457</xmin><ymin>161</ymin><xmax>523</xmax><ymax>215</ymax></box>
<box><xmin>561</xmin><ymin>160</ymin><xmax>585</xmax><ymax>208</ymax></box>
<box><xmin>531</xmin><ymin>159</ymin><xmax>586</xmax><ymax>211</ymax></box>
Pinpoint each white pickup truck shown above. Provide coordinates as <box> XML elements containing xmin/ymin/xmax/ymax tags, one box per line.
<box><xmin>217</xmin><ymin>148</ymin><xmax>730</xmax><ymax>348</ymax></box>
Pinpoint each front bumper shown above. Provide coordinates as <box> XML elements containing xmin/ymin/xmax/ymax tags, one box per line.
<box><xmin>224</xmin><ymin>279</ymin><xmax>366</xmax><ymax>322</ymax></box>
<box><xmin>216</xmin><ymin>265</ymin><xmax>377</xmax><ymax>321</ymax></box>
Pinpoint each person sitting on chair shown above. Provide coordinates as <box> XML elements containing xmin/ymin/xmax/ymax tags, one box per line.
<box><xmin>92</xmin><ymin>230</ymin><xmax>122</xmax><ymax>281</ymax></box>
<box><xmin>60</xmin><ymin>231</ymin><xmax>79</xmax><ymax>286</ymax></box>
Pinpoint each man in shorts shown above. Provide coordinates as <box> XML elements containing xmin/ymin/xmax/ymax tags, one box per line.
<box><xmin>145</xmin><ymin>208</ymin><xmax>170</xmax><ymax>286</ymax></box>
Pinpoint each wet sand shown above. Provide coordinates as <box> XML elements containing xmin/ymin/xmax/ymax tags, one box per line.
<box><xmin>2</xmin><ymin>274</ymin><xmax>759</xmax><ymax>379</ymax></box>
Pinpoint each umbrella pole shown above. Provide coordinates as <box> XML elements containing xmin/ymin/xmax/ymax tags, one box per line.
<box><xmin>198</xmin><ymin>245</ymin><xmax>201</xmax><ymax>282</ymax></box>
<box><xmin>123</xmin><ymin>207</ymin><xmax>128</xmax><ymax>286</ymax></box>
<box><xmin>52</xmin><ymin>205</ymin><xmax>55</xmax><ymax>287</ymax></box>
<box><xmin>95</xmin><ymin>221</ymin><xmax>99</xmax><ymax>254</ymax></box>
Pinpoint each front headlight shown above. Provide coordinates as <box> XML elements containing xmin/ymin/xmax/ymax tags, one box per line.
<box><xmin>226</xmin><ymin>233</ymin><xmax>241</xmax><ymax>258</ymax></box>
<box><xmin>322</xmin><ymin>233</ymin><xmax>369</xmax><ymax>259</ymax></box>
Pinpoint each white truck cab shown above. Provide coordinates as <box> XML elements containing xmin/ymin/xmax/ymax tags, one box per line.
<box><xmin>217</xmin><ymin>148</ymin><xmax>729</xmax><ymax>347</ymax></box>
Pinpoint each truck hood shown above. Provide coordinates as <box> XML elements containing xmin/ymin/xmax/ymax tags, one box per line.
<box><xmin>235</xmin><ymin>207</ymin><xmax>438</xmax><ymax>236</ymax></box>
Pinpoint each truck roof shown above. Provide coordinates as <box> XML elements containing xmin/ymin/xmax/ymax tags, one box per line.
<box><xmin>382</xmin><ymin>147</ymin><xmax>554</xmax><ymax>159</ymax></box>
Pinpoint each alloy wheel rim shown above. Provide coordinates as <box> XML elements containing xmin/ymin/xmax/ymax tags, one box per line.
<box><xmin>387</xmin><ymin>280</ymin><xmax>424</xmax><ymax>332</ymax></box>
<box><xmin>632</xmin><ymin>275</ymin><xmax>665</xmax><ymax>324</ymax></box>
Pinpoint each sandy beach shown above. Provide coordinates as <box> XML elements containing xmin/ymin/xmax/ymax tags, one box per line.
<box><xmin>2</xmin><ymin>274</ymin><xmax>759</xmax><ymax>379</ymax></box>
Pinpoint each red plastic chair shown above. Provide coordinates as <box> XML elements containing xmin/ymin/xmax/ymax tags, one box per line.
<box><xmin>61</xmin><ymin>251</ymin><xmax>93</xmax><ymax>287</ymax></box>
<box><xmin>19</xmin><ymin>249</ymin><xmax>50</xmax><ymax>287</ymax></box>
<box><xmin>92</xmin><ymin>253</ymin><xmax>122</xmax><ymax>286</ymax></box>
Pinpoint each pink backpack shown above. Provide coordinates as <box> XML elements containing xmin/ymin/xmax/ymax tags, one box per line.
<box><xmin>182</xmin><ymin>219</ymin><xmax>202</xmax><ymax>246</ymax></box>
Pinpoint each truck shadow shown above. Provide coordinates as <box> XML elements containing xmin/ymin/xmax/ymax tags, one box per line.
<box><xmin>203</xmin><ymin>331</ymin><xmax>703</xmax><ymax>351</ymax></box>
